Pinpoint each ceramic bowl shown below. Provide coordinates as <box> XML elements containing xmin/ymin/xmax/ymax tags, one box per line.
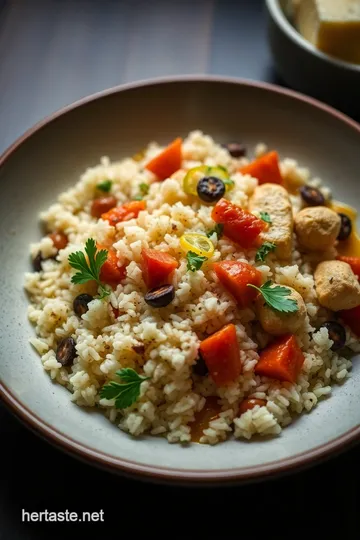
<box><xmin>265</xmin><ymin>0</ymin><xmax>360</xmax><ymax>118</ymax></box>
<box><xmin>1</xmin><ymin>76</ymin><xmax>360</xmax><ymax>484</ymax></box>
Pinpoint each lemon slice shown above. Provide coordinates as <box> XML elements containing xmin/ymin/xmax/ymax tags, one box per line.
<box><xmin>180</xmin><ymin>233</ymin><xmax>215</xmax><ymax>257</ymax></box>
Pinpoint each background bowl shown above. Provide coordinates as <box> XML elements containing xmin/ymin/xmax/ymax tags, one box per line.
<box><xmin>265</xmin><ymin>0</ymin><xmax>360</xmax><ymax>119</ymax></box>
<box><xmin>1</xmin><ymin>77</ymin><xmax>360</xmax><ymax>484</ymax></box>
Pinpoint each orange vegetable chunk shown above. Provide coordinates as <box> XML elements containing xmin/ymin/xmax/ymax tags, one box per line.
<box><xmin>199</xmin><ymin>324</ymin><xmax>241</xmax><ymax>386</ymax></box>
<box><xmin>238</xmin><ymin>398</ymin><xmax>267</xmax><ymax>414</ymax></box>
<box><xmin>211</xmin><ymin>198</ymin><xmax>266</xmax><ymax>248</ymax></box>
<box><xmin>255</xmin><ymin>334</ymin><xmax>304</xmax><ymax>383</ymax></box>
<box><xmin>145</xmin><ymin>137</ymin><xmax>182</xmax><ymax>180</ymax></box>
<box><xmin>240</xmin><ymin>151</ymin><xmax>283</xmax><ymax>185</ymax></box>
<box><xmin>97</xmin><ymin>243</ymin><xmax>126</xmax><ymax>285</ymax></box>
<box><xmin>141</xmin><ymin>248</ymin><xmax>179</xmax><ymax>288</ymax></box>
<box><xmin>101</xmin><ymin>200</ymin><xmax>145</xmax><ymax>226</ymax></box>
<box><xmin>213</xmin><ymin>260</ymin><xmax>262</xmax><ymax>308</ymax></box>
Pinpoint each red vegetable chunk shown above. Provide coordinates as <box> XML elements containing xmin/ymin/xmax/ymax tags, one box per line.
<box><xmin>141</xmin><ymin>248</ymin><xmax>179</xmax><ymax>288</ymax></box>
<box><xmin>199</xmin><ymin>324</ymin><xmax>241</xmax><ymax>386</ymax></box>
<box><xmin>211</xmin><ymin>198</ymin><xmax>266</xmax><ymax>248</ymax></box>
<box><xmin>213</xmin><ymin>260</ymin><xmax>262</xmax><ymax>308</ymax></box>
<box><xmin>254</xmin><ymin>334</ymin><xmax>304</xmax><ymax>383</ymax></box>
<box><xmin>240</xmin><ymin>151</ymin><xmax>283</xmax><ymax>185</ymax></box>
<box><xmin>101</xmin><ymin>200</ymin><xmax>146</xmax><ymax>226</ymax></box>
<box><xmin>339</xmin><ymin>305</ymin><xmax>360</xmax><ymax>337</ymax></box>
<box><xmin>145</xmin><ymin>138</ymin><xmax>182</xmax><ymax>180</ymax></box>
<box><xmin>337</xmin><ymin>256</ymin><xmax>360</xmax><ymax>279</ymax></box>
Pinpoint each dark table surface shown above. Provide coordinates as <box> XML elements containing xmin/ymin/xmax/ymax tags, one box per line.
<box><xmin>1</xmin><ymin>1</ymin><xmax>359</xmax><ymax>537</ymax></box>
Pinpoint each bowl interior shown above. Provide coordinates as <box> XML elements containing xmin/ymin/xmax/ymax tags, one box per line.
<box><xmin>1</xmin><ymin>78</ymin><xmax>360</xmax><ymax>481</ymax></box>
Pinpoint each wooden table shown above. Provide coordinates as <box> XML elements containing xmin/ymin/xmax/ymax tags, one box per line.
<box><xmin>0</xmin><ymin>1</ymin><xmax>358</xmax><ymax>537</ymax></box>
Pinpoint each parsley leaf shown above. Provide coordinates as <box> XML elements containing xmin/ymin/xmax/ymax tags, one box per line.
<box><xmin>133</xmin><ymin>194</ymin><xmax>143</xmax><ymax>201</ymax></box>
<box><xmin>97</xmin><ymin>180</ymin><xmax>112</xmax><ymax>193</ymax></box>
<box><xmin>100</xmin><ymin>368</ymin><xmax>150</xmax><ymax>409</ymax></box>
<box><xmin>68</xmin><ymin>238</ymin><xmax>110</xmax><ymax>299</ymax></box>
<box><xmin>255</xmin><ymin>242</ymin><xmax>276</xmax><ymax>263</ymax></box>
<box><xmin>207</xmin><ymin>223</ymin><xmax>224</xmax><ymax>239</ymax></box>
<box><xmin>186</xmin><ymin>251</ymin><xmax>208</xmax><ymax>272</ymax></box>
<box><xmin>247</xmin><ymin>281</ymin><xmax>299</xmax><ymax>313</ymax></box>
<box><xmin>260</xmin><ymin>211</ymin><xmax>272</xmax><ymax>224</ymax></box>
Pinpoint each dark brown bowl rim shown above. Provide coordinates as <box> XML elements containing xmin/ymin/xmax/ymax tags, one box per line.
<box><xmin>1</xmin><ymin>75</ymin><xmax>360</xmax><ymax>483</ymax></box>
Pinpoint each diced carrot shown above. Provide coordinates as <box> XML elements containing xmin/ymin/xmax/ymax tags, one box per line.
<box><xmin>211</xmin><ymin>198</ymin><xmax>266</xmax><ymax>248</ymax></box>
<box><xmin>101</xmin><ymin>200</ymin><xmax>146</xmax><ymax>226</ymax></box>
<box><xmin>337</xmin><ymin>256</ymin><xmax>360</xmax><ymax>279</ymax></box>
<box><xmin>141</xmin><ymin>248</ymin><xmax>179</xmax><ymax>288</ymax></box>
<box><xmin>255</xmin><ymin>334</ymin><xmax>304</xmax><ymax>383</ymax></box>
<box><xmin>48</xmin><ymin>231</ymin><xmax>68</xmax><ymax>250</ymax></box>
<box><xmin>238</xmin><ymin>398</ymin><xmax>266</xmax><ymax>415</ymax></box>
<box><xmin>240</xmin><ymin>151</ymin><xmax>283</xmax><ymax>185</ymax></box>
<box><xmin>213</xmin><ymin>260</ymin><xmax>262</xmax><ymax>308</ymax></box>
<box><xmin>96</xmin><ymin>243</ymin><xmax>126</xmax><ymax>285</ymax></box>
<box><xmin>145</xmin><ymin>138</ymin><xmax>182</xmax><ymax>180</ymax></box>
<box><xmin>199</xmin><ymin>324</ymin><xmax>241</xmax><ymax>386</ymax></box>
<box><xmin>339</xmin><ymin>305</ymin><xmax>360</xmax><ymax>337</ymax></box>
<box><xmin>91</xmin><ymin>196</ymin><xmax>117</xmax><ymax>218</ymax></box>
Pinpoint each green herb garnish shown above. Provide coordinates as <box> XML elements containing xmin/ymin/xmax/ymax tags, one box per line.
<box><xmin>255</xmin><ymin>242</ymin><xmax>276</xmax><ymax>262</ymax></box>
<box><xmin>100</xmin><ymin>368</ymin><xmax>150</xmax><ymax>409</ymax></box>
<box><xmin>207</xmin><ymin>223</ymin><xmax>224</xmax><ymax>239</ymax></box>
<box><xmin>97</xmin><ymin>180</ymin><xmax>112</xmax><ymax>193</ymax></box>
<box><xmin>134</xmin><ymin>182</ymin><xmax>149</xmax><ymax>200</ymax></box>
<box><xmin>259</xmin><ymin>211</ymin><xmax>272</xmax><ymax>224</ymax></box>
<box><xmin>247</xmin><ymin>281</ymin><xmax>299</xmax><ymax>313</ymax></box>
<box><xmin>139</xmin><ymin>183</ymin><xmax>149</xmax><ymax>195</ymax></box>
<box><xmin>186</xmin><ymin>251</ymin><xmax>208</xmax><ymax>272</ymax></box>
<box><xmin>68</xmin><ymin>238</ymin><xmax>109</xmax><ymax>299</ymax></box>
<box><xmin>222</xmin><ymin>178</ymin><xmax>235</xmax><ymax>188</ymax></box>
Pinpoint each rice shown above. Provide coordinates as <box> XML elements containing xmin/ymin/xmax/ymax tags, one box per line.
<box><xmin>25</xmin><ymin>130</ymin><xmax>359</xmax><ymax>444</ymax></box>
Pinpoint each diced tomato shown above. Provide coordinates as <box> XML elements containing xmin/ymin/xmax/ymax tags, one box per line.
<box><xmin>339</xmin><ymin>305</ymin><xmax>360</xmax><ymax>337</ymax></box>
<box><xmin>238</xmin><ymin>398</ymin><xmax>266</xmax><ymax>415</ymax></box>
<box><xmin>145</xmin><ymin>137</ymin><xmax>182</xmax><ymax>180</ymax></box>
<box><xmin>91</xmin><ymin>196</ymin><xmax>117</xmax><ymax>218</ymax></box>
<box><xmin>254</xmin><ymin>334</ymin><xmax>304</xmax><ymax>383</ymax></box>
<box><xmin>211</xmin><ymin>198</ymin><xmax>266</xmax><ymax>248</ymax></box>
<box><xmin>199</xmin><ymin>324</ymin><xmax>241</xmax><ymax>386</ymax></box>
<box><xmin>239</xmin><ymin>151</ymin><xmax>283</xmax><ymax>185</ymax></box>
<box><xmin>141</xmin><ymin>248</ymin><xmax>178</xmax><ymax>288</ymax></box>
<box><xmin>337</xmin><ymin>256</ymin><xmax>360</xmax><ymax>279</ymax></box>
<box><xmin>48</xmin><ymin>231</ymin><xmax>68</xmax><ymax>250</ymax></box>
<box><xmin>213</xmin><ymin>260</ymin><xmax>262</xmax><ymax>308</ymax></box>
<box><xmin>101</xmin><ymin>200</ymin><xmax>146</xmax><ymax>226</ymax></box>
<box><xmin>96</xmin><ymin>243</ymin><xmax>126</xmax><ymax>285</ymax></box>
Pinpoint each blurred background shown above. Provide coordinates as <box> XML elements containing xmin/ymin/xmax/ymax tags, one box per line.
<box><xmin>0</xmin><ymin>0</ymin><xmax>279</xmax><ymax>154</ymax></box>
<box><xmin>1</xmin><ymin>1</ymin><xmax>359</xmax><ymax>538</ymax></box>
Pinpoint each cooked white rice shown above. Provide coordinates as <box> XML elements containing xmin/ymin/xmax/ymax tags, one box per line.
<box><xmin>25</xmin><ymin>130</ymin><xmax>360</xmax><ymax>445</ymax></box>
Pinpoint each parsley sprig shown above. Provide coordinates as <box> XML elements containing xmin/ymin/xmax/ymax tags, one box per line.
<box><xmin>247</xmin><ymin>281</ymin><xmax>299</xmax><ymax>313</ymax></box>
<box><xmin>207</xmin><ymin>223</ymin><xmax>224</xmax><ymax>239</ymax></box>
<box><xmin>259</xmin><ymin>211</ymin><xmax>272</xmax><ymax>224</ymax></box>
<box><xmin>100</xmin><ymin>368</ymin><xmax>150</xmax><ymax>409</ymax></box>
<box><xmin>68</xmin><ymin>238</ymin><xmax>109</xmax><ymax>299</ymax></box>
<box><xmin>97</xmin><ymin>180</ymin><xmax>112</xmax><ymax>193</ymax></box>
<box><xmin>255</xmin><ymin>242</ymin><xmax>276</xmax><ymax>262</ymax></box>
<box><xmin>186</xmin><ymin>251</ymin><xmax>208</xmax><ymax>272</ymax></box>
